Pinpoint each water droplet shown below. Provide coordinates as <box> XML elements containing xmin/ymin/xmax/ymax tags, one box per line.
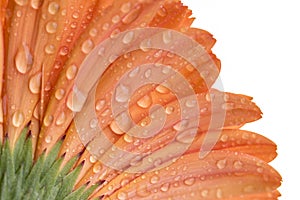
<box><xmin>59</xmin><ymin>46</ymin><xmax>69</xmax><ymax>56</ymax></box>
<box><xmin>12</xmin><ymin>111</ymin><xmax>25</xmax><ymax>127</ymax></box>
<box><xmin>162</xmin><ymin>30</ymin><xmax>172</xmax><ymax>44</ymax></box>
<box><xmin>122</xmin><ymin>31</ymin><xmax>134</xmax><ymax>44</ymax></box>
<box><xmin>150</xmin><ymin>175</ymin><xmax>159</xmax><ymax>184</ymax></box>
<box><xmin>72</xmin><ymin>11</ymin><xmax>79</xmax><ymax>19</ymax></box>
<box><xmin>157</xmin><ymin>6</ymin><xmax>167</xmax><ymax>17</ymax></box>
<box><xmin>16</xmin><ymin>10</ymin><xmax>22</xmax><ymax>17</ymax></box>
<box><xmin>15</xmin><ymin>44</ymin><xmax>32</xmax><ymax>74</ymax></box>
<box><xmin>112</xmin><ymin>15</ymin><xmax>120</xmax><ymax>23</ymax></box>
<box><xmin>55</xmin><ymin>89</ymin><xmax>65</xmax><ymax>100</ymax></box>
<box><xmin>117</xmin><ymin>191</ymin><xmax>127</xmax><ymax>200</ymax></box>
<box><xmin>120</xmin><ymin>2</ymin><xmax>131</xmax><ymax>13</ymax></box>
<box><xmin>31</xmin><ymin>0</ymin><xmax>42</xmax><ymax>9</ymax></box>
<box><xmin>45</xmin><ymin>44</ymin><xmax>55</xmax><ymax>54</ymax></box>
<box><xmin>201</xmin><ymin>190</ymin><xmax>209</xmax><ymax>197</ymax></box>
<box><xmin>70</xmin><ymin>22</ymin><xmax>77</xmax><ymax>29</ymax></box>
<box><xmin>162</xmin><ymin>65</ymin><xmax>171</xmax><ymax>74</ymax></box>
<box><xmin>89</xmin><ymin>118</ymin><xmax>98</xmax><ymax>129</ymax></box>
<box><xmin>155</xmin><ymin>85</ymin><xmax>169</xmax><ymax>94</ymax></box>
<box><xmin>220</xmin><ymin>134</ymin><xmax>228</xmax><ymax>142</ymax></box>
<box><xmin>173</xmin><ymin>119</ymin><xmax>189</xmax><ymax>131</ymax></box>
<box><xmin>233</xmin><ymin>160</ymin><xmax>243</xmax><ymax>169</ymax></box>
<box><xmin>140</xmin><ymin>39</ymin><xmax>151</xmax><ymax>52</ymax></box>
<box><xmin>48</xmin><ymin>2</ymin><xmax>60</xmax><ymax>15</ymax></box>
<box><xmin>43</xmin><ymin>115</ymin><xmax>53</xmax><ymax>127</ymax></box>
<box><xmin>110</xmin><ymin>120</ymin><xmax>124</xmax><ymax>135</ymax></box>
<box><xmin>29</xmin><ymin>72</ymin><xmax>42</xmax><ymax>94</ymax></box>
<box><xmin>66</xmin><ymin>64</ymin><xmax>77</xmax><ymax>80</ymax></box>
<box><xmin>102</xmin><ymin>23</ymin><xmax>109</xmax><ymax>30</ymax></box>
<box><xmin>122</xmin><ymin>5</ymin><xmax>141</xmax><ymax>24</ymax></box>
<box><xmin>115</xmin><ymin>84</ymin><xmax>130</xmax><ymax>103</ymax></box>
<box><xmin>110</xmin><ymin>29</ymin><xmax>121</xmax><ymax>39</ymax></box>
<box><xmin>124</xmin><ymin>134</ymin><xmax>133</xmax><ymax>143</ymax></box>
<box><xmin>95</xmin><ymin>99</ymin><xmax>105</xmax><ymax>111</ymax></box>
<box><xmin>128</xmin><ymin>66</ymin><xmax>139</xmax><ymax>77</ymax></box>
<box><xmin>56</xmin><ymin>112</ymin><xmax>66</xmax><ymax>125</ymax></box>
<box><xmin>89</xmin><ymin>28</ymin><xmax>98</xmax><ymax>37</ymax></box>
<box><xmin>257</xmin><ymin>167</ymin><xmax>264</xmax><ymax>173</ymax></box>
<box><xmin>66</xmin><ymin>88</ymin><xmax>86</xmax><ymax>112</ymax></box>
<box><xmin>144</xmin><ymin>69</ymin><xmax>151</xmax><ymax>78</ymax></box>
<box><xmin>137</xmin><ymin>95</ymin><xmax>152</xmax><ymax>108</ymax></box>
<box><xmin>45</xmin><ymin>135</ymin><xmax>52</xmax><ymax>144</ymax></box>
<box><xmin>216</xmin><ymin>188</ymin><xmax>223</xmax><ymax>199</ymax></box>
<box><xmin>160</xmin><ymin>183</ymin><xmax>170</xmax><ymax>192</ymax></box>
<box><xmin>93</xmin><ymin>165</ymin><xmax>101</xmax><ymax>173</ymax></box>
<box><xmin>216</xmin><ymin>159</ymin><xmax>227</xmax><ymax>169</ymax></box>
<box><xmin>15</xmin><ymin>0</ymin><xmax>28</xmax><ymax>6</ymax></box>
<box><xmin>222</xmin><ymin>102</ymin><xmax>234</xmax><ymax>110</ymax></box>
<box><xmin>185</xmin><ymin>99</ymin><xmax>197</xmax><ymax>108</ymax></box>
<box><xmin>184</xmin><ymin>177</ymin><xmax>195</xmax><ymax>186</ymax></box>
<box><xmin>81</xmin><ymin>39</ymin><xmax>94</xmax><ymax>54</ymax></box>
<box><xmin>89</xmin><ymin>155</ymin><xmax>97</xmax><ymax>163</ymax></box>
<box><xmin>46</xmin><ymin>21</ymin><xmax>58</xmax><ymax>34</ymax></box>
<box><xmin>165</xmin><ymin>106</ymin><xmax>174</xmax><ymax>115</ymax></box>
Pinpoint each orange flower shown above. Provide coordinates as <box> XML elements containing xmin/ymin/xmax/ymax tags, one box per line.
<box><xmin>0</xmin><ymin>0</ymin><xmax>281</xmax><ymax>199</ymax></box>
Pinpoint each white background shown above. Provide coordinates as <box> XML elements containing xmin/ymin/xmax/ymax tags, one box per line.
<box><xmin>182</xmin><ymin>0</ymin><xmax>300</xmax><ymax>199</ymax></box>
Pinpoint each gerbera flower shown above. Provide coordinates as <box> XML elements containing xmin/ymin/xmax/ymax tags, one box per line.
<box><xmin>0</xmin><ymin>0</ymin><xmax>281</xmax><ymax>199</ymax></box>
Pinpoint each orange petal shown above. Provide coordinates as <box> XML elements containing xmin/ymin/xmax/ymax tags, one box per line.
<box><xmin>104</xmin><ymin>151</ymin><xmax>281</xmax><ymax>199</ymax></box>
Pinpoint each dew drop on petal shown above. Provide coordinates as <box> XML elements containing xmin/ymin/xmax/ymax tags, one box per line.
<box><xmin>115</xmin><ymin>84</ymin><xmax>130</xmax><ymax>103</ymax></box>
<box><xmin>95</xmin><ymin>99</ymin><xmax>105</xmax><ymax>111</ymax></box>
<box><xmin>56</xmin><ymin>112</ymin><xmax>66</xmax><ymax>126</ymax></box>
<box><xmin>216</xmin><ymin>159</ymin><xmax>227</xmax><ymax>169</ymax></box>
<box><xmin>150</xmin><ymin>175</ymin><xmax>159</xmax><ymax>184</ymax></box>
<box><xmin>165</xmin><ymin>106</ymin><xmax>174</xmax><ymax>115</ymax></box>
<box><xmin>66</xmin><ymin>88</ymin><xmax>86</xmax><ymax>112</ymax></box>
<box><xmin>110</xmin><ymin>120</ymin><xmax>124</xmax><ymax>135</ymax></box>
<box><xmin>201</xmin><ymin>190</ymin><xmax>209</xmax><ymax>197</ymax></box>
<box><xmin>162</xmin><ymin>30</ymin><xmax>172</xmax><ymax>44</ymax></box>
<box><xmin>15</xmin><ymin>44</ymin><xmax>32</xmax><ymax>74</ymax></box>
<box><xmin>89</xmin><ymin>155</ymin><xmax>97</xmax><ymax>163</ymax></box>
<box><xmin>44</xmin><ymin>44</ymin><xmax>56</xmax><ymax>54</ymax></box>
<box><xmin>173</xmin><ymin>119</ymin><xmax>189</xmax><ymax>131</ymax></box>
<box><xmin>157</xmin><ymin>6</ymin><xmax>167</xmax><ymax>17</ymax></box>
<box><xmin>112</xmin><ymin>15</ymin><xmax>120</xmax><ymax>23</ymax></box>
<box><xmin>81</xmin><ymin>39</ymin><xmax>94</xmax><ymax>54</ymax></box>
<box><xmin>160</xmin><ymin>183</ymin><xmax>170</xmax><ymax>192</ymax></box>
<box><xmin>185</xmin><ymin>99</ymin><xmax>197</xmax><ymax>108</ymax></box>
<box><xmin>66</xmin><ymin>64</ymin><xmax>78</xmax><ymax>80</ymax></box>
<box><xmin>48</xmin><ymin>2</ymin><xmax>60</xmax><ymax>15</ymax></box>
<box><xmin>46</xmin><ymin>21</ymin><xmax>58</xmax><ymax>34</ymax></box>
<box><xmin>155</xmin><ymin>85</ymin><xmax>169</xmax><ymax>94</ymax></box>
<box><xmin>137</xmin><ymin>95</ymin><xmax>152</xmax><ymax>108</ymax></box>
<box><xmin>120</xmin><ymin>2</ymin><xmax>131</xmax><ymax>13</ymax></box>
<box><xmin>89</xmin><ymin>28</ymin><xmax>98</xmax><ymax>37</ymax></box>
<box><xmin>128</xmin><ymin>66</ymin><xmax>139</xmax><ymax>77</ymax></box>
<box><xmin>122</xmin><ymin>31</ymin><xmax>134</xmax><ymax>44</ymax></box>
<box><xmin>122</xmin><ymin>5</ymin><xmax>141</xmax><ymax>24</ymax></box>
<box><xmin>55</xmin><ymin>89</ymin><xmax>65</xmax><ymax>100</ymax></box>
<box><xmin>184</xmin><ymin>177</ymin><xmax>195</xmax><ymax>186</ymax></box>
<box><xmin>233</xmin><ymin>160</ymin><xmax>243</xmax><ymax>170</ymax></box>
<box><xmin>31</xmin><ymin>0</ymin><xmax>42</xmax><ymax>9</ymax></box>
<box><xmin>29</xmin><ymin>72</ymin><xmax>42</xmax><ymax>94</ymax></box>
<box><xmin>216</xmin><ymin>188</ymin><xmax>223</xmax><ymax>199</ymax></box>
<box><xmin>15</xmin><ymin>0</ymin><xmax>28</xmax><ymax>6</ymax></box>
<box><xmin>117</xmin><ymin>191</ymin><xmax>127</xmax><ymax>200</ymax></box>
<box><xmin>72</xmin><ymin>11</ymin><xmax>79</xmax><ymax>19</ymax></box>
<box><xmin>43</xmin><ymin>115</ymin><xmax>54</xmax><ymax>127</ymax></box>
<box><xmin>12</xmin><ymin>111</ymin><xmax>25</xmax><ymax>128</ymax></box>
<box><xmin>93</xmin><ymin>165</ymin><xmax>101</xmax><ymax>173</ymax></box>
<box><xmin>45</xmin><ymin>135</ymin><xmax>52</xmax><ymax>144</ymax></box>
